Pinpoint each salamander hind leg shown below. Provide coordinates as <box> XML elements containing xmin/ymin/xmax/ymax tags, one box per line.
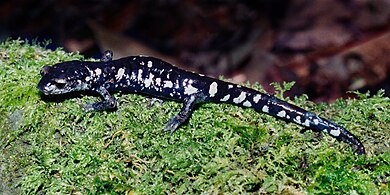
<box><xmin>164</xmin><ymin>95</ymin><xmax>198</xmax><ymax>134</ymax></box>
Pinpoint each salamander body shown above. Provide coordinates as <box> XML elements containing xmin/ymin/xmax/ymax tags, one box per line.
<box><xmin>38</xmin><ymin>50</ymin><xmax>365</xmax><ymax>155</ymax></box>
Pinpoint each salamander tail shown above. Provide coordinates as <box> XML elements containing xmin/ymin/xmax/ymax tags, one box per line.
<box><xmin>207</xmin><ymin>83</ymin><xmax>365</xmax><ymax>155</ymax></box>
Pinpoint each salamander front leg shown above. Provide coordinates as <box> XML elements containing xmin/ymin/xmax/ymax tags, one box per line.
<box><xmin>83</xmin><ymin>86</ymin><xmax>117</xmax><ymax>112</ymax></box>
<box><xmin>164</xmin><ymin>95</ymin><xmax>198</xmax><ymax>134</ymax></box>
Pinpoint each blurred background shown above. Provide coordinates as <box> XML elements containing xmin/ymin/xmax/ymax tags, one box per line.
<box><xmin>1</xmin><ymin>0</ymin><xmax>389</xmax><ymax>102</ymax></box>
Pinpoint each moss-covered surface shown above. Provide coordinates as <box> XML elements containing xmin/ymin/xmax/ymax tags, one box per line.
<box><xmin>0</xmin><ymin>39</ymin><xmax>389</xmax><ymax>194</ymax></box>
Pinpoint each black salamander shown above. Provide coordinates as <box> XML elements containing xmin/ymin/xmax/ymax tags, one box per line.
<box><xmin>38</xmin><ymin>50</ymin><xmax>365</xmax><ymax>155</ymax></box>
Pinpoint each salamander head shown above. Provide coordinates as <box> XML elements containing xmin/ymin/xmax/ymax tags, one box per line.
<box><xmin>38</xmin><ymin>60</ymin><xmax>91</xmax><ymax>95</ymax></box>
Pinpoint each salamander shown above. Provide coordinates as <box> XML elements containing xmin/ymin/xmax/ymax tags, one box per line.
<box><xmin>37</xmin><ymin>50</ymin><xmax>365</xmax><ymax>155</ymax></box>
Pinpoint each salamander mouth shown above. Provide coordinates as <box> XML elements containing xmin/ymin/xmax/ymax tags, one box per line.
<box><xmin>37</xmin><ymin>83</ymin><xmax>47</xmax><ymax>95</ymax></box>
<box><xmin>39</xmin><ymin>89</ymin><xmax>66</xmax><ymax>95</ymax></box>
<box><xmin>37</xmin><ymin>86</ymin><xmax>51</xmax><ymax>95</ymax></box>
<box><xmin>37</xmin><ymin>83</ymin><xmax>60</xmax><ymax>95</ymax></box>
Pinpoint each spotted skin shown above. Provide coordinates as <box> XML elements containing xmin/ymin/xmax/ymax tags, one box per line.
<box><xmin>38</xmin><ymin>50</ymin><xmax>365</xmax><ymax>155</ymax></box>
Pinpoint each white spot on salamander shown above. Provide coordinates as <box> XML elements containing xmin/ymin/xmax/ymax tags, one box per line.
<box><xmin>130</xmin><ymin>72</ymin><xmax>137</xmax><ymax>80</ymax></box>
<box><xmin>220</xmin><ymin>94</ymin><xmax>230</xmax><ymax>102</ymax></box>
<box><xmin>184</xmin><ymin>85</ymin><xmax>198</xmax><ymax>95</ymax></box>
<box><xmin>293</xmin><ymin>116</ymin><xmax>302</xmax><ymax>124</ymax></box>
<box><xmin>209</xmin><ymin>82</ymin><xmax>218</xmax><ymax>97</ymax></box>
<box><xmin>115</xmin><ymin>68</ymin><xmax>125</xmax><ymax>81</ymax></box>
<box><xmin>313</xmin><ymin>118</ymin><xmax>320</xmax><ymax>125</ymax></box>
<box><xmin>137</xmin><ymin>69</ymin><xmax>143</xmax><ymax>82</ymax></box>
<box><xmin>174</xmin><ymin>80</ymin><xmax>180</xmax><ymax>89</ymax></box>
<box><xmin>233</xmin><ymin>92</ymin><xmax>246</xmax><ymax>104</ymax></box>
<box><xmin>163</xmin><ymin>80</ymin><xmax>173</xmax><ymax>88</ymax></box>
<box><xmin>277</xmin><ymin>110</ymin><xmax>286</xmax><ymax>118</ymax></box>
<box><xmin>262</xmin><ymin>105</ymin><xmax>269</xmax><ymax>113</ymax></box>
<box><xmin>147</xmin><ymin>61</ymin><xmax>153</xmax><ymax>67</ymax></box>
<box><xmin>303</xmin><ymin>119</ymin><xmax>310</xmax><ymax>127</ymax></box>
<box><xmin>243</xmin><ymin>100</ymin><xmax>252</xmax><ymax>107</ymax></box>
<box><xmin>144</xmin><ymin>73</ymin><xmax>155</xmax><ymax>88</ymax></box>
<box><xmin>228</xmin><ymin>85</ymin><xmax>233</xmax><ymax>89</ymax></box>
<box><xmin>155</xmin><ymin>78</ymin><xmax>161</xmax><ymax>86</ymax></box>
<box><xmin>44</xmin><ymin>83</ymin><xmax>57</xmax><ymax>92</ymax></box>
<box><xmin>253</xmin><ymin>94</ymin><xmax>261</xmax><ymax>103</ymax></box>
<box><xmin>94</xmin><ymin>68</ymin><xmax>102</xmax><ymax>76</ymax></box>
<box><xmin>330</xmin><ymin>129</ymin><xmax>341</xmax><ymax>137</ymax></box>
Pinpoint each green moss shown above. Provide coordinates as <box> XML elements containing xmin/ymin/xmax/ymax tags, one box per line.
<box><xmin>0</xmin><ymin>39</ymin><xmax>389</xmax><ymax>194</ymax></box>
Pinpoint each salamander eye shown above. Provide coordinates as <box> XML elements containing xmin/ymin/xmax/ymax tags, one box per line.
<box><xmin>40</xmin><ymin>66</ymin><xmax>51</xmax><ymax>76</ymax></box>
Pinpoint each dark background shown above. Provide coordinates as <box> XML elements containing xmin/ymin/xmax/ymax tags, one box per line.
<box><xmin>1</xmin><ymin>0</ymin><xmax>389</xmax><ymax>102</ymax></box>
